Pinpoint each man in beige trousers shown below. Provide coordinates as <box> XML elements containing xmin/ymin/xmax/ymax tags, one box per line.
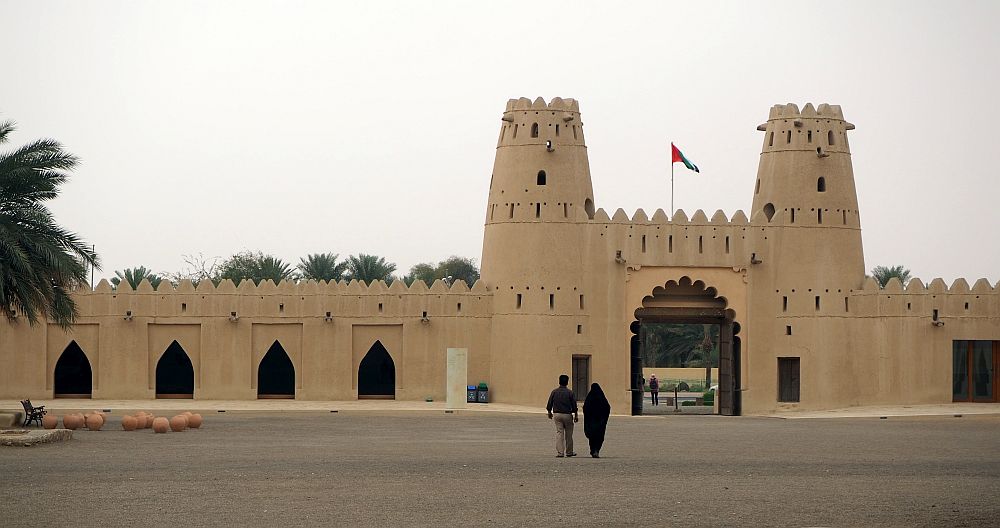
<box><xmin>546</xmin><ymin>374</ymin><xmax>579</xmax><ymax>457</ymax></box>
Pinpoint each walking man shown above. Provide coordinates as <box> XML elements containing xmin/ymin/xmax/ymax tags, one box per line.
<box><xmin>649</xmin><ymin>374</ymin><xmax>660</xmax><ymax>406</ymax></box>
<box><xmin>546</xmin><ymin>374</ymin><xmax>579</xmax><ymax>457</ymax></box>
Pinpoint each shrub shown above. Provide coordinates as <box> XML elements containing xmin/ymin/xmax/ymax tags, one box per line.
<box><xmin>681</xmin><ymin>400</ymin><xmax>696</xmax><ymax>407</ymax></box>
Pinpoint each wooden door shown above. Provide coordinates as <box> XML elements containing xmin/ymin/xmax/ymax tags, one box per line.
<box><xmin>572</xmin><ymin>355</ymin><xmax>590</xmax><ymax>402</ymax></box>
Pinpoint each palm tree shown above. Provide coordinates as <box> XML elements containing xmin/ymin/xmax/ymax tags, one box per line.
<box><xmin>111</xmin><ymin>266</ymin><xmax>163</xmax><ymax>289</ymax></box>
<box><xmin>0</xmin><ymin>120</ymin><xmax>99</xmax><ymax>326</ymax></box>
<box><xmin>871</xmin><ymin>265</ymin><xmax>911</xmax><ymax>288</ymax></box>
<box><xmin>297</xmin><ymin>253</ymin><xmax>347</xmax><ymax>282</ymax></box>
<box><xmin>256</xmin><ymin>256</ymin><xmax>295</xmax><ymax>284</ymax></box>
<box><xmin>345</xmin><ymin>254</ymin><xmax>396</xmax><ymax>285</ymax></box>
<box><xmin>217</xmin><ymin>251</ymin><xmax>295</xmax><ymax>285</ymax></box>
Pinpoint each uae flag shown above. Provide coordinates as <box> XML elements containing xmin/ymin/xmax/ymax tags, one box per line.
<box><xmin>671</xmin><ymin>143</ymin><xmax>699</xmax><ymax>173</ymax></box>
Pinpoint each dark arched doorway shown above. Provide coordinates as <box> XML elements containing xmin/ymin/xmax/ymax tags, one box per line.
<box><xmin>54</xmin><ymin>341</ymin><xmax>92</xmax><ymax>398</ymax></box>
<box><xmin>630</xmin><ymin>277</ymin><xmax>741</xmax><ymax>416</ymax></box>
<box><xmin>258</xmin><ymin>341</ymin><xmax>295</xmax><ymax>399</ymax></box>
<box><xmin>156</xmin><ymin>341</ymin><xmax>194</xmax><ymax>398</ymax></box>
<box><xmin>358</xmin><ymin>340</ymin><xmax>395</xmax><ymax>399</ymax></box>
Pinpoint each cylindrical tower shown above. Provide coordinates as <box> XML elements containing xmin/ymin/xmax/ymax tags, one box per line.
<box><xmin>480</xmin><ymin>96</ymin><xmax>596</xmax><ymax>405</ymax></box>
<box><xmin>750</xmin><ymin>103</ymin><xmax>865</xmax><ymax>291</ymax></box>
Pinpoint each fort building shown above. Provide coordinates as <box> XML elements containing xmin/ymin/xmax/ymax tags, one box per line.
<box><xmin>2</xmin><ymin>98</ymin><xmax>998</xmax><ymax>414</ymax></box>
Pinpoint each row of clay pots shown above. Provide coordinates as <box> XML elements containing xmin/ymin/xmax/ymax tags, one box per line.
<box><xmin>42</xmin><ymin>410</ymin><xmax>203</xmax><ymax>432</ymax></box>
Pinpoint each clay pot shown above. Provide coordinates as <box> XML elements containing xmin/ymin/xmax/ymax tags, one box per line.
<box><xmin>188</xmin><ymin>413</ymin><xmax>203</xmax><ymax>429</ymax></box>
<box><xmin>85</xmin><ymin>413</ymin><xmax>104</xmax><ymax>431</ymax></box>
<box><xmin>42</xmin><ymin>414</ymin><xmax>58</xmax><ymax>429</ymax></box>
<box><xmin>131</xmin><ymin>414</ymin><xmax>144</xmax><ymax>429</ymax></box>
<box><xmin>169</xmin><ymin>415</ymin><xmax>187</xmax><ymax>432</ymax></box>
<box><xmin>152</xmin><ymin>417</ymin><xmax>169</xmax><ymax>433</ymax></box>
<box><xmin>62</xmin><ymin>415</ymin><xmax>80</xmax><ymax>430</ymax></box>
<box><xmin>121</xmin><ymin>415</ymin><xmax>138</xmax><ymax>431</ymax></box>
<box><xmin>145</xmin><ymin>414</ymin><xmax>155</xmax><ymax>429</ymax></box>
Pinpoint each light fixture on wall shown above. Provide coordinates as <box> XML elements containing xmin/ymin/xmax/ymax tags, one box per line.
<box><xmin>124</xmin><ymin>310</ymin><xmax>133</xmax><ymax>321</ymax></box>
<box><xmin>420</xmin><ymin>311</ymin><xmax>430</xmax><ymax>324</ymax></box>
<box><xmin>932</xmin><ymin>309</ymin><xmax>944</xmax><ymax>327</ymax></box>
<box><xmin>546</xmin><ymin>139</ymin><xmax>554</xmax><ymax>152</ymax></box>
<box><xmin>229</xmin><ymin>311</ymin><xmax>239</xmax><ymax>322</ymax></box>
<box><xmin>614</xmin><ymin>250</ymin><xmax>626</xmax><ymax>264</ymax></box>
<box><xmin>324</xmin><ymin>311</ymin><xmax>333</xmax><ymax>322</ymax></box>
<box><xmin>751</xmin><ymin>253</ymin><xmax>763</xmax><ymax>265</ymax></box>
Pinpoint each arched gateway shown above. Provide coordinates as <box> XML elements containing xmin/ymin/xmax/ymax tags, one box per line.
<box><xmin>258</xmin><ymin>341</ymin><xmax>295</xmax><ymax>399</ymax></box>
<box><xmin>156</xmin><ymin>341</ymin><xmax>195</xmax><ymax>398</ymax></box>
<box><xmin>630</xmin><ymin>277</ymin><xmax>741</xmax><ymax>416</ymax></box>
<box><xmin>54</xmin><ymin>341</ymin><xmax>93</xmax><ymax>398</ymax></box>
<box><xmin>358</xmin><ymin>340</ymin><xmax>395</xmax><ymax>399</ymax></box>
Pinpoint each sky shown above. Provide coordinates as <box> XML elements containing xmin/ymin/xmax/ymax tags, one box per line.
<box><xmin>2</xmin><ymin>1</ymin><xmax>998</xmax><ymax>285</ymax></box>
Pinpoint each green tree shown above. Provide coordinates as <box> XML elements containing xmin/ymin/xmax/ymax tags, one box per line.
<box><xmin>345</xmin><ymin>254</ymin><xmax>396</xmax><ymax>285</ymax></box>
<box><xmin>217</xmin><ymin>251</ymin><xmax>295</xmax><ymax>285</ymax></box>
<box><xmin>0</xmin><ymin>120</ymin><xmax>99</xmax><ymax>327</ymax></box>
<box><xmin>405</xmin><ymin>256</ymin><xmax>480</xmax><ymax>286</ymax></box>
<box><xmin>111</xmin><ymin>266</ymin><xmax>163</xmax><ymax>289</ymax></box>
<box><xmin>297</xmin><ymin>253</ymin><xmax>348</xmax><ymax>282</ymax></box>
<box><xmin>870</xmin><ymin>265</ymin><xmax>911</xmax><ymax>288</ymax></box>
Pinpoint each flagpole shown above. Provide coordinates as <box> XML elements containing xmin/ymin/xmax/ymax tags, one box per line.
<box><xmin>670</xmin><ymin>151</ymin><xmax>675</xmax><ymax>216</ymax></box>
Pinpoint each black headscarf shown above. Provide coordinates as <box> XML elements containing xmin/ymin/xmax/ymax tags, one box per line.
<box><xmin>583</xmin><ymin>382</ymin><xmax>611</xmax><ymax>421</ymax></box>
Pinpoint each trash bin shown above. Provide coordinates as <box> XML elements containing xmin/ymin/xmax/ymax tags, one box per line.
<box><xmin>467</xmin><ymin>385</ymin><xmax>478</xmax><ymax>403</ymax></box>
<box><xmin>476</xmin><ymin>382</ymin><xmax>489</xmax><ymax>403</ymax></box>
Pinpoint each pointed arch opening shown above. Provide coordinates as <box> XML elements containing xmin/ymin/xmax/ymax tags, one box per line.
<box><xmin>258</xmin><ymin>341</ymin><xmax>295</xmax><ymax>399</ymax></box>
<box><xmin>763</xmin><ymin>203</ymin><xmax>775</xmax><ymax>222</ymax></box>
<box><xmin>817</xmin><ymin>177</ymin><xmax>826</xmax><ymax>192</ymax></box>
<box><xmin>584</xmin><ymin>198</ymin><xmax>595</xmax><ymax>220</ymax></box>
<box><xmin>530</xmin><ymin>123</ymin><xmax>539</xmax><ymax>138</ymax></box>
<box><xmin>156</xmin><ymin>340</ymin><xmax>194</xmax><ymax>398</ymax></box>
<box><xmin>358</xmin><ymin>340</ymin><xmax>395</xmax><ymax>399</ymax></box>
<box><xmin>54</xmin><ymin>341</ymin><xmax>92</xmax><ymax>398</ymax></box>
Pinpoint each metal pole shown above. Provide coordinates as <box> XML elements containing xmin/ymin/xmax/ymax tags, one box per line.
<box><xmin>670</xmin><ymin>157</ymin><xmax>675</xmax><ymax>216</ymax></box>
<box><xmin>91</xmin><ymin>244</ymin><xmax>95</xmax><ymax>289</ymax></box>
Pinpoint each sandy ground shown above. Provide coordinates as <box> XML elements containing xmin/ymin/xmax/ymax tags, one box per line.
<box><xmin>1</xmin><ymin>412</ymin><xmax>998</xmax><ymax>527</ymax></box>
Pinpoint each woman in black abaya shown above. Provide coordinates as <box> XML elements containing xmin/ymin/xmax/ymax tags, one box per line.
<box><xmin>583</xmin><ymin>382</ymin><xmax>611</xmax><ymax>458</ymax></box>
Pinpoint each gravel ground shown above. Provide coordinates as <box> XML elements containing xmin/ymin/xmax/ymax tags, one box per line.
<box><xmin>1</xmin><ymin>412</ymin><xmax>998</xmax><ymax>527</ymax></box>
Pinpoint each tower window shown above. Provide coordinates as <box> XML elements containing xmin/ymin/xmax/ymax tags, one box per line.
<box><xmin>725</xmin><ymin>236</ymin><xmax>730</xmax><ymax>254</ymax></box>
<box><xmin>579</xmin><ymin>294</ymin><xmax>585</xmax><ymax>310</ymax></box>
<box><xmin>181</xmin><ymin>303</ymin><xmax>187</xmax><ymax>312</ymax></box>
<box><xmin>786</xmin><ymin>130</ymin><xmax>792</xmax><ymax>144</ymax></box>
<box><xmin>563</xmin><ymin>203</ymin><xmax>568</xmax><ymax>218</ymax></box>
<box><xmin>842</xmin><ymin>210</ymin><xmax>847</xmax><ymax>225</ymax></box>
<box><xmin>782</xmin><ymin>296</ymin><xmax>788</xmax><ymax>312</ymax></box>
<box><xmin>786</xmin><ymin>325</ymin><xmax>792</xmax><ymax>336</ymax></box>
<box><xmin>817</xmin><ymin>209</ymin><xmax>823</xmax><ymax>224</ymax></box>
<box><xmin>817</xmin><ymin>177</ymin><xmax>826</xmax><ymax>192</ymax></box>
<box><xmin>768</xmin><ymin>131</ymin><xmax>774</xmax><ymax>147</ymax></box>
<box><xmin>815</xmin><ymin>296</ymin><xmax>821</xmax><ymax>310</ymax></box>
<box><xmin>513</xmin><ymin>124</ymin><xmax>518</xmax><ymax>138</ymax></box>
<box><xmin>763</xmin><ymin>203</ymin><xmax>775</xmax><ymax>222</ymax></box>
<box><xmin>516</xmin><ymin>294</ymin><xmax>522</xmax><ymax>309</ymax></box>
<box><xmin>457</xmin><ymin>302</ymin><xmax>462</xmax><ymax>312</ymax></box>
<box><xmin>537</xmin><ymin>170</ymin><xmax>546</xmax><ymax>185</ymax></box>
<box><xmin>755</xmin><ymin>179</ymin><xmax>760</xmax><ymax>194</ymax></box>
<box><xmin>845</xmin><ymin>297</ymin><xmax>849</xmax><ymax>312</ymax></box>
<box><xmin>828</xmin><ymin>130</ymin><xmax>834</xmax><ymax>145</ymax></box>
<box><xmin>555</xmin><ymin>124</ymin><xmax>560</xmax><ymax>136</ymax></box>
<box><xmin>807</xmin><ymin>130</ymin><xmax>812</xmax><ymax>143</ymax></box>
<box><xmin>535</xmin><ymin>203</ymin><xmax>540</xmax><ymax>218</ymax></box>
<box><xmin>641</xmin><ymin>235</ymin><xmax>646</xmax><ymax>253</ymax></box>
<box><xmin>668</xmin><ymin>235</ymin><xmax>673</xmax><ymax>253</ymax></box>
<box><xmin>573</xmin><ymin>125</ymin><xmax>577</xmax><ymax>140</ymax></box>
<box><xmin>279</xmin><ymin>303</ymin><xmax>284</xmax><ymax>313</ymax></box>
<box><xmin>698</xmin><ymin>236</ymin><xmax>703</xmax><ymax>254</ymax></box>
<box><xmin>509</xmin><ymin>203</ymin><xmax>514</xmax><ymax>219</ymax></box>
<box><xmin>790</xmin><ymin>208</ymin><xmax>795</xmax><ymax>223</ymax></box>
<box><xmin>378</xmin><ymin>302</ymin><xmax>383</xmax><ymax>313</ymax></box>
<box><xmin>549</xmin><ymin>294</ymin><xmax>555</xmax><ymax>310</ymax></box>
<box><xmin>531</xmin><ymin>123</ymin><xmax>539</xmax><ymax>138</ymax></box>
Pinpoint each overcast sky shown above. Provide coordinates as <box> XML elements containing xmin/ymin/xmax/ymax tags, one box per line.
<box><xmin>2</xmin><ymin>1</ymin><xmax>998</xmax><ymax>285</ymax></box>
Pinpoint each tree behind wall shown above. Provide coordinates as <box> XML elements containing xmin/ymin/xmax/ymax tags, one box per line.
<box><xmin>870</xmin><ymin>265</ymin><xmax>911</xmax><ymax>288</ymax></box>
<box><xmin>405</xmin><ymin>256</ymin><xmax>480</xmax><ymax>286</ymax></box>
<box><xmin>345</xmin><ymin>254</ymin><xmax>396</xmax><ymax>285</ymax></box>
<box><xmin>112</xmin><ymin>266</ymin><xmax>163</xmax><ymax>289</ymax></box>
<box><xmin>217</xmin><ymin>251</ymin><xmax>296</xmax><ymax>286</ymax></box>
<box><xmin>298</xmin><ymin>253</ymin><xmax>348</xmax><ymax>283</ymax></box>
<box><xmin>0</xmin><ymin>120</ymin><xmax>99</xmax><ymax>326</ymax></box>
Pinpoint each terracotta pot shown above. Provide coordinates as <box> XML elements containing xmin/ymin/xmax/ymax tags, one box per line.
<box><xmin>188</xmin><ymin>413</ymin><xmax>203</xmax><ymax>429</ymax></box>
<box><xmin>131</xmin><ymin>414</ymin><xmax>145</xmax><ymax>429</ymax></box>
<box><xmin>169</xmin><ymin>415</ymin><xmax>187</xmax><ymax>432</ymax></box>
<box><xmin>145</xmin><ymin>414</ymin><xmax>155</xmax><ymax>429</ymax></box>
<box><xmin>121</xmin><ymin>415</ymin><xmax>138</xmax><ymax>431</ymax></box>
<box><xmin>42</xmin><ymin>414</ymin><xmax>58</xmax><ymax>429</ymax></box>
<box><xmin>152</xmin><ymin>417</ymin><xmax>169</xmax><ymax>433</ymax></box>
<box><xmin>85</xmin><ymin>413</ymin><xmax>104</xmax><ymax>431</ymax></box>
<box><xmin>62</xmin><ymin>415</ymin><xmax>80</xmax><ymax>430</ymax></box>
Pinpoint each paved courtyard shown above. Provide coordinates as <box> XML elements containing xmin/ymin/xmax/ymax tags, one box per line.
<box><xmin>2</xmin><ymin>411</ymin><xmax>998</xmax><ymax>527</ymax></box>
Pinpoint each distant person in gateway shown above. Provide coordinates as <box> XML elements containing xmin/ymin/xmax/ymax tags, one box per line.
<box><xmin>546</xmin><ymin>374</ymin><xmax>578</xmax><ymax>457</ymax></box>
<box><xmin>649</xmin><ymin>374</ymin><xmax>660</xmax><ymax>405</ymax></box>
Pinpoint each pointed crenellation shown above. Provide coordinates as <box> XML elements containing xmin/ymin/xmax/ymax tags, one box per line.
<box><xmin>971</xmin><ymin>278</ymin><xmax>993</xmax><ymax>293</ymax></box>
<box><xmin>95</xmin><ymin>279</ymin><xmax>114</xmax><ymax>293</ymax></box>
<box><xmin>136</xmin><ymin>279</ymin><xmax>155</xmax><ymax>293</ymax></box>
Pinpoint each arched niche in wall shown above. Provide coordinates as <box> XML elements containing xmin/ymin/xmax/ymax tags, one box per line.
<box><xmin>156</xmin><ymin>340</ymin><xmax>194</xmax><ymax>398</ymax></box>
<box><xmin>358</xmin><ymin>340</ymin><xmax>395</xmax><ymax>399</ymax></box>
<box><xmin>258</xmin><ymin>341</ymin><xmax>295</xmax><ymax>399</ymax></box>
<box><xmin>54</xmin><ymin>341</ymin><xmax>92</xmax><ymax>398</ymax></box>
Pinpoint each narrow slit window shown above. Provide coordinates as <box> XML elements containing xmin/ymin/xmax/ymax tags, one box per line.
<box><xmin>906</xmin><ymin>302</ymin><xmax>911</xmax><ymax>311</ymax></box>
<box><xmin>783</xmin><ymin>296</ymin><xmax>788</xmax><ymax>312</ymax></box>
<box><xmin>509</xmin><ymin>203</ymin><xmax>514</xmax><ymax>219</ymax></box>
<box><xmin>842</xmin><ymin>210</ymin><xmax>847</xmax><ymax>225</ymax></box>
<box><xmin>537</xmin><ymin>170</ymin><xmax>546</xmax><ymax>185</ymax></box>
<box><xmin>500</xmin><ymin>125</ymin><xmax>506</xmax><ymax>142</ymax></box>
<box><xmin>535</xmin><ymin>203</ymin><xmax>540</xmax><ymax>218</ymax></box>
<box><xmin>641</xmin><ymin>235</ymin><xmax>646</xmax><ymax>253</ymax></box>
<box><xmin>725</xmin><ymin>236</ymin><xmax>730</xmax><ymax>254</ymax></box>
<box><xmin>817</xmin><ymin>209</ymin><xmax>823</xmax><ymax>224</ymax></box>
<box><xmin>579</xmin><ymin>294</ymin><xmax>585</xmax><ymax>310</ymax></box>
<box><xmin>817</xmin><ymin>177</ymin><xmax>826</xmax><ymax>192</ymax></box>
<box><xmin>828</xmin><ymin>130</ymin><xmax>834</xmax><ymax>145</ymax></box>
<box><xmin>786</xmin><ymin>130</ymin><xmax>792</xmax><ymax>143</ymax></box>
<box><xmin>530</xmin><ymin>123</ymin><xmax>539</xmax><ymax>138</ymax></box>
<box><xmin>549</xmin><ymin>294</ymin><xmax>555</xmax><ymax>310</ymax></box>
<box><xmin>768</xmin><ymin>132</ymin><xmax>774</xmax><ymax>147</ymax></box>
<box><xmin>555</xmin><ymin>124</ymin><xmax>560</xmax><ymax>136</ymax></box>
<box><xmin>815</xmin><ymin>296</ymin><xmax>820</xmax><ymax>310</ymax></box>
<box><xmin>668</xmin><ymin>235</ymin><xmax>673</xmax><ymax>253</ymax></box>
<box><xmin>491</xmin><ymin>204</ymin><xmax>496</xmax><ymax>220</ymax></box>
<box><xmin>279</xmin><ymin>303</ymin><xmax>284</xmax><ymax>313</ymax></box>
<box><xmin>755</xmin><ymin>179</ymin><xmax>760</xmax><ymax>194</ymax></box>
<box><xmin>786</xmin><ymin>325</ymin><xmax>792</xmax><ymax>336</ymax></box>
<box><xmin>563</xmin><ymin>203</ymin><xmax>568</xmax><ymax>218</ymax></box>
<box><xmin>457</xmin><ymin>302</ymin><xmax>462</xmax><ymax>312</ymax></box>
<box><xmin>845</xmin><ymin>297</ymin><xmax>849</xmax><ymax>312</ymax></box>
<box><xmin>181</xmin><ymin>303</ymin><xmax>187</xmax><ymax>312</ymax></box>
<box><xmin>790</xmin><ymin>208</ymin><xmax>795</xmax><ymax>223</ymax></box>
<box><xmin>698</xmin><ymin>236</ymin><xmax>703</xmax><ymax>254</ymax></box>
<box><xmin>573</xmin><ymin>126</ymin><xmax>577</xmax><ymax>140</ymax></box>
<box><xmin>513</xmin><ymin>124</ymin><xmax>518</xmax><ymax>138</ymax></box>
<box><xmin>516</xmin><ymin>294</ymin><xmax>522</xmax><ymax>309</ymax></box>
<box><xmin>378</xmin><ymin>302</ymin><xmax>383</xmax><ymax>313</ymax></box>
<box><xmin>807</xmin><ymin>130</ymin><xmax>812</xmax><ymax>143</ymax></box>
<box><xmin>576</xmin><ymin>324</ymin><xmax>582</xmax><ymax>334</ymax></box>
<box><xmin>965</xmin><ymin>302</ymin><xmax>969</xmax><ymax>310</ymax></box>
